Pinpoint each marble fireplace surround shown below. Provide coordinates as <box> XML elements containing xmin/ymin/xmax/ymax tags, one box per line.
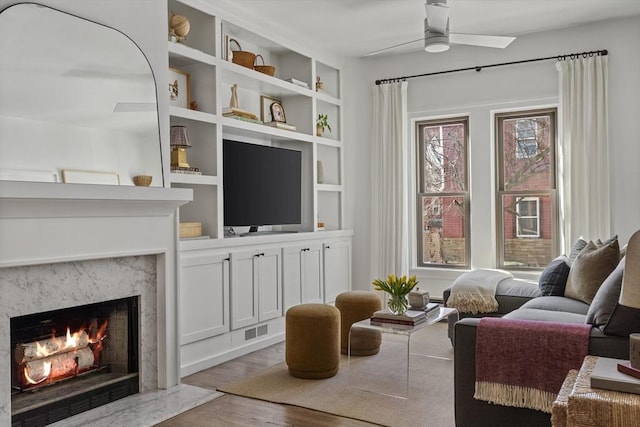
<box><xmin>0</xmin><ymin>181</ymin><xmax>219</xmax><ymax>426</ymax></box>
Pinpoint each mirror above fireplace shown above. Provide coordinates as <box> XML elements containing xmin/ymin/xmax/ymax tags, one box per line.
<box><xmin>0</xmin><ymin>3</ymin><xmax>163</xmax><ymax>186</ymax></box>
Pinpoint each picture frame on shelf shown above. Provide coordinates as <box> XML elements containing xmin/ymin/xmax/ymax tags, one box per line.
<box><xmin>223</xmin><ymin>34</ymin><xmax>233</xmax><ymax>61</ymax></box>
<box><xmin>169</xmin><ymin>67</ymin><xmax>191</xmax><ymax>108</ymax></box>
<box><xmin>61</xmin><ymin>169</ymin><xmax>120</xmax><ymax>185</ymax></box>
<box><xmin>270</xmin><ymin>101</ymin><xmax>286</xmax><ymax>123</ymax></box>
<box><xmin>260</xmin><ymin>95</ymin><xmax>281</xmax><ymax>123</ymax></box>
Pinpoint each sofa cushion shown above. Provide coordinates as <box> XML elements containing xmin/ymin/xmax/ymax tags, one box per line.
<box><xmin>564</xmin><ymin>239</ymin><xmax>620</xmax><ymax>304</ymax></box>
<box><xmin>538</xmin><ymin>255</ymin><xmax>571</xmax><ymax>296</ymax></box>
<box><xmin>503</xmin><ymin>308</ymin><xmax>587</xmax><ymax>324</ymax></box>
<box><xmin>568</xmin><ymin>237</ymin><xmax>588</xmax><ymax>263</ymax></box>
<box><xmin>586</xmin><ymin>257</ymin><xmax>625</xmax><ymax>328</ymax></box>
<box><xmin>520</xmin><ymin>296</ymin><xmax>590</xmax><ymax>315</ymax></box>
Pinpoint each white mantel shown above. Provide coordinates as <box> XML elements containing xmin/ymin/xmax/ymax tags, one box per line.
<box><xmin>0</xmin><ymin>180</ymin><xmax>192</xmax><ymax>425</ymax></box>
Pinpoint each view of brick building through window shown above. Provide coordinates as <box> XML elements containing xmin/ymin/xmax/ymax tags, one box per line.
<box><xmin>416</xmin><ymin>109</ymin><xmax>557</xmax><ymax>268</ymax></box>
<box><xmin>498</xmin><ymin>110</ymin><xmax>557</xmax><ymax>268</ymax></box>
<box><xmin>417</xmin><ymin>118</ymin><xmax>468</xmax><ymax>267</ymax></box>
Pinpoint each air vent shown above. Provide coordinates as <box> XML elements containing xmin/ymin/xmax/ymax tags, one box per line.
<box><xmin>244</xmin><ymin>328</ymin><xmax>257</xmax><ymax>341</ymax></box>
<box><xmin>257</xmin><ymin>324</ymin><xmax>268</xmax><ymax>336</ymax></box>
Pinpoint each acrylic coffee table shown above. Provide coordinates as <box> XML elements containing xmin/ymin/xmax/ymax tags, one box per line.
<box><xmin>347</xmin><ymin>306</ymin><xmax>458</xmax><ymax>399</ymax></box>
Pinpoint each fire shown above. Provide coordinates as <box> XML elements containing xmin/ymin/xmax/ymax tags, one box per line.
<box><xmin>24</xmin><ymin>361</ymin><xmax>51</xmax><ymax>385</ymax></box>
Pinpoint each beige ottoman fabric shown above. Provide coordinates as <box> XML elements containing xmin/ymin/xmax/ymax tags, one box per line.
<box><xmin>335</xmin><ymin>291</ymin><xmax>382</xmax><ymax>355</ymax></box>
<box><xmin>285</xmin><ymin>303</ymin><xmax>340</xmax><ymax>379</ymax></box>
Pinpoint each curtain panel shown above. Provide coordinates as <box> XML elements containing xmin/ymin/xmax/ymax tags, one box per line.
<box><xmin>556</xmin><ymin>55</ymin><xmax>610</xmax><ymax>251</ymax></box>
<box><xmin>370</xmin><ymin>81</ymin><xmax>409</xmax><ymax>280</ymax></box>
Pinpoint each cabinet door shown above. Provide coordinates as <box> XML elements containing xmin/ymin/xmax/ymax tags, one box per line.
<box><xmin>180</xmin><ymin>252</ymin><xmax>230</xmax><ymax>344</ymax></box>
<box><xmin>323</xmin><ymin>239</ymin><xmax>352</xmax><ymax>303</ymax></box>
<box><xmin>302</xmin><ymin>243</ymin><xmax>323</xmax><ymax>304</ymax></box>
<box><xmin>282</xmin><ymin>246</ymin><xmax>303</xmax><ymax>312</ymax></box>
<box><xmin>230</xmin><ymin>250</ymin><xmax>259</xmax><ymax>330</ymax></box>
<box><xmin>258</xmin><ymin>247</ymin><xmax>282</xmax><ymax>322</ymax></box>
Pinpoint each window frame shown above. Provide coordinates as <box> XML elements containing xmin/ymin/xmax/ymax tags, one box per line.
<box><xmin>495</xmin><ymin>108</ymin><xmax>559</xmax><ymax>270</ymax></box>
<box><xmin>415</xmin><ymin>116</ymin><xmax>470</xmax><ymax>268</ymax></box>
<box><xmin>515</xmin><ymin>196</ymin><xmax>540</xmax><ymax>238</ymax></box>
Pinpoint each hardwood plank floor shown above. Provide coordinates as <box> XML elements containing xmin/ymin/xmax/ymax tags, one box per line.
<box><xmin>154</xmin><ymin>342</ymin><xmax>376</xmax><ymax>427</ymax></box>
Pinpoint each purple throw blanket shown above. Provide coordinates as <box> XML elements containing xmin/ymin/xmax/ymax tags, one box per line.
<box><xmin>474</xmin><ymin>317</ymin><xmax>591</xmax><ymax>413</ymax></box>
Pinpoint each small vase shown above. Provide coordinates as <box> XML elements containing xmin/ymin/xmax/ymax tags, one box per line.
<box><xmin>387</xmin><ymin>294</ymin><xmax>409</xmax><ymax>316</ymax></box>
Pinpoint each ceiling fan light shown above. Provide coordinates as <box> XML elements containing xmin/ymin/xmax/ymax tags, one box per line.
<box><xmin>425</xmin><ymin>33</ymin><xmax>449</xmax><ymax>52</ymax></box>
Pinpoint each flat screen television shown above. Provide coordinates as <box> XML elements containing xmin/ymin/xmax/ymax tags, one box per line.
<box><xmin>223</xmin><ymin>139</ymin><xmax>301</xmax><ymax>233</ymax></box>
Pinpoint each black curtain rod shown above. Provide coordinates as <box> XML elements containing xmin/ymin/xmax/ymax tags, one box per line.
<box><xmin>375</xmin><ymin>49</ymin><xmax>608</xmax><ymax>85</ymax></box>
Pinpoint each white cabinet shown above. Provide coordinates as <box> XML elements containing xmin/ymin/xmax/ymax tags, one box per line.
<box><xmin>323</xmin><ymin>239</ymin><xmax>352</xmax><ymax>303</ymax></box>
<box><xmin>230</xmin><ymin>247</ymin><xmax>282</xmax><ymax>330</ymax></box>
<box><xmin>179</xmin><ymin>251</ymin><xmax>230</xmax><ymax>344</ymax></box>
<box><xmin>283</xmin><ymin>243</ymin><xmax>324</xmax><ymax>311</ymax></box>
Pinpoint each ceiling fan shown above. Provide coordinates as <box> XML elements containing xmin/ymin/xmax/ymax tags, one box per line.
<box><xmin>364</xmin><ymin>0</ymin><xmax>516</xmax><ymax>56</ymax></box>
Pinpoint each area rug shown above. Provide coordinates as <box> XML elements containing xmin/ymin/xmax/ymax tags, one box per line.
<box><xmin>217</xmin><ymin>322</ymin><xmax>455</xmax><ymax>427</ymax></box>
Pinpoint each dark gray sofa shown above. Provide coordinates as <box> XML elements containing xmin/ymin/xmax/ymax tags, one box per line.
<box><xmin>443</xmin><ymin>237</ymin><xmax>638</xmax><ymax>427</ymax></box>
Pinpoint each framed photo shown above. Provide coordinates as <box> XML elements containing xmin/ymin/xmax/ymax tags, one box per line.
<box><xmin>62</xmin><ymin>169</ymin><xmax>120</xmax><ymax>185</ymax></box>
<box><xmin>260</xmin><ymin>95</ymin><xmax>282</xmax><ymax>123</ymax></box>
<box><xmin>270</xmin><ymin>102</ymin><xmax>286</xmax><ymax>123</ymax></box>
<box><xmin>169</xmin><ymin>67</ymin><xmax>191</xmax><ymax>108</ymax></box>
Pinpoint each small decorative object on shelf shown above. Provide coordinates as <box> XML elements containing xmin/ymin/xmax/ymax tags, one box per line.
<box><xmin>253</xmin><ymin>54</ymin><xmax>275</xmax><ymax>76</ymax></box>
<box><xmin>316</xmin><ymin>75</ymin><xmax>324</xmax><ymax>92</ymax></box>
<box><xmin>229</xmin><ymin>38</ymin><xmax>256</xmax><ymax>69</ymax></box>
<box><xmin>316</xmin><ymin>114</ymin><xmax>331</xmax><ymax>136</ymax></box>
<box><xmin>170</xmin><ymin>125</ymin><xmax>192</xmax><ymax>169</ymax></box>
<box><xmin>317</xmin><ymin>221</ymin><xmax>325</xmax><ymax>231</ymax></box>
<box><xmin>169</xmin><ymin>68</ymin><xmax>190</xmax><ymax>108</ymax></box>
<box><xmin>270</xmin><ymin>101</ymin><xmax>286</xmax><ymax>123</ymax></box>
<box><xmin>168</xmin><ymin>13</ymin><xmax>190</xmax><ymax>43</ymax></box>
<box><xmin>132</xmin><ymin>175</ymin><xmax>152</xmax><ymax>187</ymax></box>
<box><xmin>229</xmin><ymin>84</ymin><xmax>239</xmax><ymax>109</ymax></box>
<box><xmin>372</xmin><ymin>274</ymin><xmax>419</xmax><ymax>316</ymax></box>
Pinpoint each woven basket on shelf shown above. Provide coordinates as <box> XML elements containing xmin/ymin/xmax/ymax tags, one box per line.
<box><xmin>254</xmin><ymin>54</ymin><xmax>275</xmax><ymax>76</ymax></box>
<box><xmin>229</xmin><ymin>38</ymin><xmax>255</xmax><ymax>69</ymax></box>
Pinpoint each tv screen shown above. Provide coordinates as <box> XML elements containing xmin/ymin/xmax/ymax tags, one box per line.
<box><xmin>223</xmin><ymin>140</ymin><xmax>301</xmax><ymax>230</ymax></box>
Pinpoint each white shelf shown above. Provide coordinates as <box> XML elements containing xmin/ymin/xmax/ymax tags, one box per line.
<box><xmin>219</xmin><ymin>60</ymin><xmax>314</xmax><ymax>99</ymax></box>
<box><xmin>315</xmin><ymin>91</ymin><xmax>342</xmax><ymax>106</ymax></box>
<box><xmin>168</xmin><ymin>42</ymin><xmax>217</xmax><ymax>67</ymax></box>
<box><xmin>169</xmin><ymin>106</ymin><xmax>217</xmax><ymax>124</ymax></box>
<box><xmin>221</xmin><ymin>116</ymin><xmax>314</xmax><ymax>143</ymax></box>
<box><xmin>170</xmin><ymin>173</ymin><xmax>219</xmax><ymax>186</ymax></box>
<box><xmin>317</xmin><ymin>184</ymin><xmax>343</xmax><ymax>192</ymax></box>
<box><xmin>315</xmin><ymin>136</ymin><xmax>342</xmax><ymax>147</ymax></box>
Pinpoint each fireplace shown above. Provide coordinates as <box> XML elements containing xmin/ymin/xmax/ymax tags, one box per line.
<box><xmin>10</xmin><ymin>298</ymin><xmax>139</xmax><ymax>426</ymax></box>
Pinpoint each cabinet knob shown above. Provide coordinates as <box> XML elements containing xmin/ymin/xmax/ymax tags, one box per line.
<box><xmin>224</xmin><ymin>257</ymin><xmax>230</xmax><ymax>262</ymax></box>
<box><xmin>325</xmin><ymin>245</ymin><xmax>331</xmax><ymax>249</ymax></box>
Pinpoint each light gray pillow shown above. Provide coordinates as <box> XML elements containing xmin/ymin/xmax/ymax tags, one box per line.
<box><xmin>565</xmin><ymin>239</ymin><xmax>619</xmax><ymax>304</ymax></box>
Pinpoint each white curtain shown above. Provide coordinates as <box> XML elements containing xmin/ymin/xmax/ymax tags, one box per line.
<box><xmin>556</xmin><ymin>55</ymin><xmax>610</xmax><ymax>251</ymax></box>
<box><xmin>370</xmin><ymin>81</ymin><xmax>409</xmax><ymax>280</ymax></box>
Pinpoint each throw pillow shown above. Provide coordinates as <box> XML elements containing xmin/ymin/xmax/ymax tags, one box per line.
<box><xmin>605</xmin><ymin>230</ymin><xmax>640</xmax><ymax>336</ymax></box>
<box><xmin>538</xmin><ymin>255</ymin><xmax>571</xmax><ymax>296</ymax></box>
<box><xmin>564</xmin><ymin>238</ymin><xmax>620</xmax><ymax>305</ymax></box>
<box><xmin>568</xmin><ymin>237</ymin><xmax>588</xmax><ymax>264</ymax></box>
<box><xmin>585</xmin><ymin>257</ymin><xmax>625</xmax><ymax>327</ymax></box>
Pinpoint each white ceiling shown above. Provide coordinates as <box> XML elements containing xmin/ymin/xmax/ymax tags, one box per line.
<box><xmin>215</xmin><ymin>0</ymin><xmax>640</xmax><ymax>57</ymax></box>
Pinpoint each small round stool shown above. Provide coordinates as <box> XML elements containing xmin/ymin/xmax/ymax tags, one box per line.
<box><xmin>335</xmin><ymin>291</ymin><xmax>382</xmax><ymax>355</ymax></box>
<box><xmin>285</xmin><ymin>303</ymin><xmax>340</xmax><ymax>379</ymax></box>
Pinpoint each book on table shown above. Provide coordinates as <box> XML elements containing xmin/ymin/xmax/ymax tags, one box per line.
<box><xmin>617</xmin><ymin>361</ymin><xmax>640</xmax><ymax>381</ymax></box>
<box><xmin>590</xmin><ymin>357</ymin><xmax>640</xmax><ymax>395</ymax></box>
<box><xmin>370</xmin><ymin>309</ymin><xmax>426</xmax><ymax>326</ymax></box>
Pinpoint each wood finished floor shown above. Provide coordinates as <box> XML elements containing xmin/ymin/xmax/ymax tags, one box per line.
<box><xmin>154</xmin><ymin>342</ymin><xmax>376</xmax><ymax>427</ymax></box>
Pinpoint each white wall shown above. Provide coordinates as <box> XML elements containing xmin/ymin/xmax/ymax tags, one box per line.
<box><xmin>344</xmin><ymin>16</ymin><xmax>640</xmax><ymax>297</ymax></box>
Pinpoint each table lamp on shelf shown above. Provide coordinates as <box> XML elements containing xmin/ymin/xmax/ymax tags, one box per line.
<box><xmin>170</xmin><ymin>125</ymin><xmax>191</xmax><ymax>168</ymax></box>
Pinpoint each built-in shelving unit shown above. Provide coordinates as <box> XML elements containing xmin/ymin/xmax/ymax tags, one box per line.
<box><xmin>167</xmin><ymin>0</ymin><xmax>350</xmax><ymax>376</ymax></box>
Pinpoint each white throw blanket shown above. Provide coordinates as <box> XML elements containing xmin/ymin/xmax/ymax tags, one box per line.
<box><xmin>447</xmin><ymin>269</ymin><xmax>514</xmax><ymax>314</ymax></box>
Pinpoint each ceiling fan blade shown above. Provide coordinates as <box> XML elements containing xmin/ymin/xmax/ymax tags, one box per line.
<box><xmin>449</xmin><ymin>33</ymin><xmax>516</xmax><ymax>49</ymax></box>
<box><xmin>425</xmin><ymin>2</ymin><xmax>449</xmax><ymax>34</ymax></box>
<box><xmin>362</xmin><ymin>37</ymin><xmax>424</xmax><ymax>56</ymax></box>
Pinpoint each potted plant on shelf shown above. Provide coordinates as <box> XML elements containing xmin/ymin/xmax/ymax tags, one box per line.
<box><xmin>316</xmin><ymin>114</ymin><xmax>331</xmax><ymax>137</ymax></box>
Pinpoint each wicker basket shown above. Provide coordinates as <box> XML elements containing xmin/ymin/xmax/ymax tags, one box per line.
<box><xmin>229</xmin><ymin>38</ymin><xmax>255</xmax><ymax>69</ymax></box>
<box><xmin>254</xmin><ymin>54</ymin><xmax>275</xmax><ymax>76</ymax></box>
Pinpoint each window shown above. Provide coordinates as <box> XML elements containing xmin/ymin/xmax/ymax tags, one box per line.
<box><xmin>515</xmin><ymin>197</ymin><xmax>540</xmax><ymax>237</ymax></box>
<box><xmin>416</xmin><ymin>117</ymin><xmax>469</xmax><ymax>267</ymax></box>
<box><xmin>496</xmin><ymin>109</ymin><xmax>557</xmax><ymax>269</ymax></box>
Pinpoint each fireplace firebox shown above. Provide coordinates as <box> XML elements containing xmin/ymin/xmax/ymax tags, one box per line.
<box><xmin>10</xmin><ymin>297</ymin><xmax>139</xmax><ymax>427</ymax></box>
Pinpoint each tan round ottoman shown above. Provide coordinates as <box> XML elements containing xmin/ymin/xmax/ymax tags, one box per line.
<box><xmin>335</xmin><ymin>291</ymin><xmax>382</xmax><ymax>355</ymax></box>
<box><xmin>285</xmin><ymin>303</ymin><xmax>340</xmax><ymax>379</ymax></box>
